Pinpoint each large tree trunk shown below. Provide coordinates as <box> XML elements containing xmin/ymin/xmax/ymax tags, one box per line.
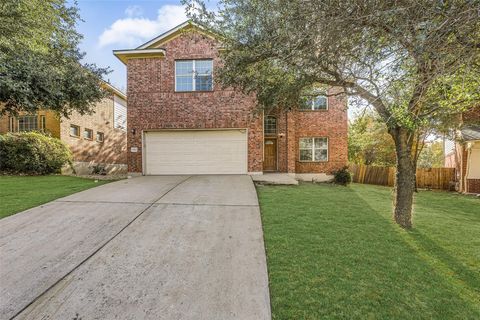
<box><xmin>391</xmin><ymin>128</ymin><xmax>416</xmax><ymax>229</ymax></box>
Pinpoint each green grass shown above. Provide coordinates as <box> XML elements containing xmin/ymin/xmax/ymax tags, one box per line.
<box><xmin>257</xmin><ymin>183</ymin><xmax>480</xmax><ymax>320</ymax></box>
<box><xmin>0</xmin><ymin>175</ymin><xmax>111</xmax><ymax>219</ymax></box>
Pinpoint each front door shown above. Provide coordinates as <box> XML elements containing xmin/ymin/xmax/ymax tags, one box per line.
<box><xmin>263</xmin><ymin>138</ymin><xmax>277</xmax><ymax>171</ymax></box>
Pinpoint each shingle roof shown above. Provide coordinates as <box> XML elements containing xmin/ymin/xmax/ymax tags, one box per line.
<box><xmin>461</xmin><ymin>125</ymin><xmax>480</xmax><ymax>141</ymax></box>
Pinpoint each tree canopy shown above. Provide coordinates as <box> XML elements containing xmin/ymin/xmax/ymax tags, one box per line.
<box><xmin>0</xmin><ymin>0</ymin><xmax>109</xmax><ymax>117</ymax></box>
<box><xmin>185</xmin><ymin>0</ymin><xmax>480</xmax><ymax>228</ymax></box>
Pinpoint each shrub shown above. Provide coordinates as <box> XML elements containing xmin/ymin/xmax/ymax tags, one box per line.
<box><xmin>90</xmin><ymin>164</ymin><xmax>107</xmax><ymax>175</ymax></box>
<box><xmin>333</xmin><ymin>166</ymin><xmax>352</xmax><ymax>186</ymax></box>
<box><xmin>0</xmin><ymin>132</ymin><xmax>73</xmax><ymax>174</ymax></box>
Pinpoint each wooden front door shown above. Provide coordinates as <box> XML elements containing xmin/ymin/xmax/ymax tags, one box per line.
<box><xmin>263</xmin><ymin>138</ymin><xmax>277</xmax><ymax>171</ymax></box>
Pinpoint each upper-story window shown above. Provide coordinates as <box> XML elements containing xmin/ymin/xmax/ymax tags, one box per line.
<box><xmin>175</xmin><ymin>60</ymin><xmax>213</xmax><ymax>92</ymax></box>
<box><xmin>299</xmin><ymin>95</ymin><xmax>328</xmax><ymax>111</ymax></box>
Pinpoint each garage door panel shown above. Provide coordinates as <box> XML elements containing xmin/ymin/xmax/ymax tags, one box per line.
<box><xmin>144</xmin><ymin>130</ymin><xmax>247</xmax><ymax>175</ymax></box>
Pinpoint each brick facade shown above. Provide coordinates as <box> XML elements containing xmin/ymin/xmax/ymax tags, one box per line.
<box><xmin>1</xmin><ymin>94</ymin><xmax>128</xmax><ymax>169</ymax></box>
<box><xmin>60</xmin><ymin>95</ymin><xmax>127</xmax><ymax>165</ymax></box>
<box><xmin>124</xmin><ymin>26</ymin><xmax>347</xmax><ymax>175</ymax></box>
<box><xmin>467</xmin><ymin>179</ymin><xmax>480</xmax><ymax>193</ymax></box>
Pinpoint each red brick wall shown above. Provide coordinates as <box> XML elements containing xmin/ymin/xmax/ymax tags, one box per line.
<box><xmin>266</xmin><ymin>89</ymin><xmax>348</xmax><ymax>174</ymax></box>
<box><xmin>462</xmin><ymin>106</ymin><xmax>480</xmax><ymax>124</ymax></box>
<box><xmin>126</xmin><ymin>31</ymin><xmax>262</xmax><ymax>173</ymax></box>
<box><xmin>126</xmin><ymin>29</ymin><xmax>347</xmax><ymax>174</ymax></box>
<box><xmin>467</xmin><ymin>179</ymin><xmax>480</xmax><ymax>194</ymax></box>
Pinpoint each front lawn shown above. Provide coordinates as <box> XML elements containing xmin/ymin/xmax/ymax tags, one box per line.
<box><xmin>0</xmin><ymin>175</ymin><xmax>110</xmax><ymax>219</ymax></box>
<box><xmin>257</xmin><ymin>183</ymin><xmax>479</xmax><ymax>319</ymax></box>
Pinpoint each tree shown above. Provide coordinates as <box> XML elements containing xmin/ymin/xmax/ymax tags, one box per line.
<box><xmin>417</xmin><ymin>142</ymin><xmax>445</xmax><ymax>168</ymax></box>
<box><xmin>185</xmin><ymin>0</ymin><xmax>480</xmax><ymax>228</ymax></box>
<box><xmin>349</xmin><ymin>111</ymin><xmax>396</xmax><ymax>166</ymax></box>
<box><xmin>0</xmin><ymin>0</ymin><xmax>109</xmax><ymax>117</ymax></box>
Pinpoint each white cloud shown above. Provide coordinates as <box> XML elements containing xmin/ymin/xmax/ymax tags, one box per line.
<box><xmin>125</xmin><ymin>5</ymin><xmax>143</xmax><ymax>18</ymax></box>
<box><xmin>98</xmin><ymin>5</ymin><xmax>187</xmax><ymax>48</ymax></box>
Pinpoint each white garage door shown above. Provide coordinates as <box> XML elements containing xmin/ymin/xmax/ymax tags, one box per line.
<box><xmin>144</xmin><ymin>130</ymin><xmax>248</xmax><ymax>175</ymax></box>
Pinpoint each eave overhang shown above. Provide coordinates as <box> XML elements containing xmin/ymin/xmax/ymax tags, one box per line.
<box><xmin>113</xmin><ymin>48</ymin><xmax>166</xmax><ymax>65</ymax></box>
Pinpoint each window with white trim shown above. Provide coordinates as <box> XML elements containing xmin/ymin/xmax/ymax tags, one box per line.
<box><xmin>300</xmin><ymin>95</ymin><xmax>328</xmax><ymax>110</ymax></box>
<box><xmin>40</xmin><ymin>115</ymin><xmax>46</xmax><ymax>131</ymax></box>
<box><xmin>18</xmin><ymin>115</ymin><xmax>38</xmax><ymax>131</ymax></box>
<box><xmin>175</xmin><ymin>60</ymin><xmax>213</xmax><ymax>92</ymax></box>
<box><xmin>264</xmin><ymin>116</ymin><xmax>277</xmax><ymax>135</ymax></box>
<box><xmin>299</xmin><ymin>137</ymin><xmax>328</xmax><ymax>161</ymax></box>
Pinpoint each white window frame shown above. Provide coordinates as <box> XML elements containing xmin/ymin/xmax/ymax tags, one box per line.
<box><xmin>18</xmin><ymin>115</ymin><xmax>38</xmax><ymax>131</ymax></box>
<box><xmin>264</xmin><ymin>116</ymin><xmax>277</xmax><ymax>135</ymax></box>
<box><xmin>300</xmin><ymin>95</ymin><xmax>328</xmax><ymax>111</ymax></box>
<box><xmin>174</xmin><ymin>59</ymin><xmax>213</xmax><ymax>92</ymax></box>
<box><xmin>40</xmin><ymin>115</ymin><xmax>46</xmax><ymax>131</ymax></box>
<box><xmin>299</xmin><ymin>137</ymin><xmax>329</xmax><ymax>162</ymax></box>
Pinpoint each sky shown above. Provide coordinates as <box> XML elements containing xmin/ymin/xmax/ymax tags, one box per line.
<box><xmin>72</xmin><ymin>0</ymin><xmax>359</xmax><ymax>118</ymax></box>
<box><xmin>73</xmin><ymin>0</ymin><xmax>204</xmax><ymax>93</ymax></box>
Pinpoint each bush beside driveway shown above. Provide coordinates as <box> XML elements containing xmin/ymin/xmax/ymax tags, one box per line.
<box><xmin>257</xmin><ymin>183</ymin><xmax>479</xmax><ymax>319</ymax></box>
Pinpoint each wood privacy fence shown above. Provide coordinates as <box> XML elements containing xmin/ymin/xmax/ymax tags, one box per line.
<box><xmin>350</xmin><ymin>164</ymin><xmax>456</xmax><ymax>190</ymax></box>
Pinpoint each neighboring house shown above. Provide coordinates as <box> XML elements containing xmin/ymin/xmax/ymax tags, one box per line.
<box><xmin>444</xmin><ymin>108</ymin><xmax>480</xmax><ymax>194</ymax></box>
<box><xmin>0</xmin><ymin>83</ymin><xmax>128</xmax><ymax>175</ymax></box>
<box><xmin>114</xmin><ymin>21</ymin><xmax>347</xmax><ymax>179</ymax></box>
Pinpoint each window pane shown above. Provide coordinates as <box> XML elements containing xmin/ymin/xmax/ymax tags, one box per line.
<box><xmin>264</xmin><ymin>116</ymin><xmax>277</xmax><ymax>135</ymax></box>
<box><xmin>314</xmin><ymin>137</ymin><xmax>327</xmax><ymax>149</ymax></box>
<box><xmin>195</xmin><ymin>60</ymin><xmax>213</xmax><ymax>75</ymax></box>
<box><xmin>18</xmin><ymin>115</ymin><xmax>38</xmax><ymax>131</ymax></box>
<box><xmin>300</xmin><ymin>149</ymin><xmax>313</xmax><ymax>161</ymax></box>
<box><xmin>299</xmin><ymin>138</ymin><xmax>312</xmax><ymax>149</ymax></box>
<box><xmin>299</xmin><ymin>97</ymin><xmax>312</xmax><ymax>110</ymax></box>
<box><xmin>176</xmin><ymin>76</ymin><xmax>193</xmax><ymax>91</ymax></box>
<box><xmin>96</xmin><ymin>132</ymin><xmax>104</xmax><ymax>142</ymax></box>
<box><xmin>84</xmin><ymin>129</ymin><xmax>92</xmax><ymax>139</ymax></box>
<box><xmin>313</xmin><ymin>96</ymin><xmax>327</xmax><ymax>110</ymax></box>
<box><xmin>70</xmin><ymin>125</ymin><xmax>79</xmax><ymax>136</ymax></box>
<box><xmin>195</xmin><ymin>75</ymin><xmax>212</xmax><ymax>91</ymax></box>
<box><xmin>175</xmin><ymin>61</ymin><xmax>193</xmax><ymax>76</ymax></box>
<box><xmin>315</xmin><ymin>149</ymin><xmax>328</xmax><ymax>161</ymax></box>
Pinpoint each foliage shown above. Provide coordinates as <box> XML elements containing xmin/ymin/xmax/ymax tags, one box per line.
<box><xmin>0</xmin><ymin>0</ymin><xmax>109</xmax><ymax>117</ymax></box>
<box><xmin>185</xmin><ymin>0</ymin><xmax>480</xmax><ymax>227</ymax></box>
<box><xmin>258</xmin><ymin>183</ymin><xmax>480</xmax><ymax>319</ymax></box>
<box><xmin>0</xmin><ymin>132</ymin><xmax>72</xmax><ymax>174</ymax></box>
<box><xmin>332</xmin><ymin>166</ymin><xmax>352</xmax><ymax>186</ymax></box>
<box><xmin>417</xmin><ymin>141</ymin><xmax>445</xmax><ymax>168</ymax></box>
<box><xmin>90</xmin><ymin>164</ymin><xmax>107</xmax><ymax>175</ymax></box>
<box><xmin>0</xmin><ymin>175</ymin><xmax>109</xmax><ymax>218</ymax></box>
<box><xmin>349</xmin><ymin>112</ymin><xmax>396</xmax><ymax>166</ymax></box>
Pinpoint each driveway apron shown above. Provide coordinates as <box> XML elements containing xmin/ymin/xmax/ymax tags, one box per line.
<box><xmin>1</xmin><ymin>175</ymin><xmax>270</xmax><ymax>320</ymax></box>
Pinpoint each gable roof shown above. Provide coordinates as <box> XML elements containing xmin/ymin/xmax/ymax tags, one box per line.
<box><xmin>113</xmin><ymin>20</ymin><xmax>221</xmax><ymax>65</ymax></box>
<box><xmin>136</xmin><ymin>20</ymin><xmax>216</xmax><ymax>49</ymax></box>
<box><xmin>102</xmin><ymin>82</ymin><xmax>126</xmax><ymax>101</ymax></box>
<box><xmin>113</xmin><ymin>48</ymin><xmax>166</xmax><ymax>65</ymax></box>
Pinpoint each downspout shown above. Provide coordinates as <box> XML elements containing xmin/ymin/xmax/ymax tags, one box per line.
<box><xmin>464</xmin><ymin>143</ymin><xmax>471</xmax><ymax>193</ymax></box>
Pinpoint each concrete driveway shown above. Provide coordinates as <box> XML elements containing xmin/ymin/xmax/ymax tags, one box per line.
<box><xmin>0</xmin><ymin>175</ymin><xmax>270</xmax><ymax>320</ymax></box>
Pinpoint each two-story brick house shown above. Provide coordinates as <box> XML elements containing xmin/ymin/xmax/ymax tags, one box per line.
<box><xmin>114</xmin><ymin>21</ymin><xmax>347</xmax><ymax>178</ymax></box>
<box><xmin>0</xmin><ymin>82</ymin><xmax>128</xmax><ymax>175</ymax></box>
